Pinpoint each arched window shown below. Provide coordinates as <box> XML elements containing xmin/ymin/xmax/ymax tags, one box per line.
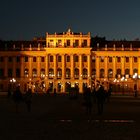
<box><xmin>66</xmin><ymin>68</ymin><xmax>71</xmax><ymax>78</ymax></box>
<box><xmin>40</xmin><ymin>69</ymin><xmax>45</xmax><ymax>79</ymax></box>
<box><xmin>49</xmin><ymin>68</ymin><xmax>54</xmax><ymax>78</ymax></box>
<box><xmin>74</xmin><ymin>68</ymin><xmax>79</xmax><ymax>79</ymax></box>
<box><xmin>100</xmin><ymin>69</ymin><xmax>104</xmax><ymax>78</ymax></box>
<box><xmin>125</xmin><ymin>69</ymin><xmax>130</xmax><ymax>78</ymax></box>
<box><xmin>83</xmin><ymin>68</ymin><xmax>88</xmax><ymax>79</ymax></box>
<box><xmin>66</xmin><ymin>55</ymin><xmax>70</xmax><ymax>62</ymax></box>
<box><xmin>108</xmin><ymin>69</ymin><xmax>113</xmax><ymax>78</ymax></box>
<box><xmin>91</xmin><ymin>69</ymin><xmax>96</xmax><ymax>79</ymax></box>
<box><xmin>32</xmin><ymin>69</ymin><xmax>37</xmax><ymax>78</ymax></box>
<box><xmin>83</xmin><ymin>55</ymin><xmax>87</xmax><ymax>62</ymax></box>
<box><xmin>117</xmin><ymin>69</ymin><xmax>121</xmax><ymax>78</ymax></box>
<box><xmin>74</xmin><ymin>55</ymin><xmax>79</xmax><ymax>62</ymax></box>
<box><xmin>57</xmin><ymin>68</ymin><xmax>62</xmax><ymax>78</ymax></box>
<box><xmin>24</xmin><ymin>69</ymin><xmax>29</xmax><ymax>77</ymax></box>
<box><xmin>133</xmin><ymin>69</ymin><xmax>138</xmax><ymax>75</ymax></box>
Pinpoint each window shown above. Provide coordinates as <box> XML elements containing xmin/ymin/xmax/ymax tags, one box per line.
<box><xmin>100</xmin><ymin>56</ymin><xmax>104</xmax><ymax>62</ymax></box>
<box><xmin>49</xmin><ymin>68</ymin><xmax>54</xmax><ymax>78</ymax></box>
<box><xmin>126</xmin><ymin>57</ymin><xmax>129</xmax><ymax>63</ymax></box>
<box><xmin>117</xmin><ymin>57</ymin><xmax>121</xmax><ymax>62</ymax></box>
<box><xmin>58</xmin><ymin>40</ymin><xmax>62</xmax><ymax>46</ymax></box>
<box><xmin>117</xmin><ymin>69</ymin><xmax>121</xmax><ymax>78</ymax></box>
<box><xmin>0</xmin><ymin>69</ymin><xmax>4</xmax><ymax>78</ymax></box>
<box><xmin>8</xmin><ymin>69</ymin><xmax>12</xmax><ymax>77</ymax></box>
<box><xmin>24</xmin><ymin>69</ymin><xmax>29</xmax><ymax>77</ymax></box>
<box><xmin>32</xmin><ymin>69</ymin><xmax>37</xmax><ymax>78</ymax></box>
<box><xmin>74</xmin><ymin>68</ymin><xmax>79</xmax><ymax>79</ymax></box>
<box><xmin>83</xmin><ymin>40</ymin><xmax>87</xmax><ymax>47</ymax></box>
<box><xmin>58</xmin><ymin>56</ymin><xmax>61</xmax><ymax>62</ymax></box>
<box><xmin>133</xmin><ymin>69</ymin><xmax>138</xmax><ymax>75</ymax></box>
<box><xmin>109</xmin><ymin>57</ymin><xmax>112</xmax><ymax>63</ymax></box>
<box><xmin>66</xmin><ymin>40</ymin><xmax>70</xmax><ymax>46</ymax></box>
<box><xmin>91</xmin><ymin>69</ymin><xmax>96</xmax><ymax>79</ymax></box>
<box><xmin>16</xmin><ymin>69</ymin><xmax>20</xmax><ymax>78</ymax></box>
<box><xmin>74</xmin><ymin>55</ymin><xmax>79</xmax><ymax>62</ymax></box>
<box><xmin>66</xmin><ymin>68</ymin><xmax>70</xmax><ymax>78</ymax></box>
<box><xmin>57</xmin><ymin>68</ymin><xmax>62</xmax><ymax>78</ymax></box>
<box><xmin>125</xmin><ymin>69</ymin><xmax>130</xmax><ymax>78</ymax></box>
<box><xmin>49</xmin><ymin>55</ymin><xmax>53</xmax><ymax>62</ymax></box>
<box><xmin>108</xmin><ymin>69</ymin><xmax>113</xmax><ymax>78</ymax></box>
<box><xmin>50</xmin><ymin>40</ymin><xmax>54</xmax><ymax>47</ymax></box>
<box><xmin>100</xmin><ymin>69</ymin><xmax>104</xmax><ymax>78</ymax></box>
<box><xmin>92</xmin><ymin>56</ymin><xmax>96</xmax><ymax>62</ymax></box>
<box><xmin>33</xmin><ymin>57</ymin><xmax>36</xmax><ymax>62</ymax></box>
<box><xmin>83</xmin><ymin>68</ymin><xmax>88</xmax><ymax>79</ymax></box>
<box><xmin>16</xmin><ymin>56</ymin><xmax>20</xmax><ymax>62</ymax></box>
<box><xmin>41</xmin><ymin>57</ymin><xmax>45</xmax><ymax>62</ymax></box>
<box><xmin>74</xmin><ymin>40</ymin><xmax>79</xmax><ymax>47</ymax></box>
<box><xmin>0</xmin><ymin>57</ymin><xmax>4</xmax><ymax>62</ymax></box>
<box><xmin>83</xmin><ymin>55</ymin><xmax>87</xmax><ymax>62</ymax></box>
<box><xmin>24</xmin><ymin>56</ymin><xmax>28</xmax><ymax>62</ymax></box>
<box><xmin>66</xmin><ymin>55</ymin><xmax>70</xmax><ymax>62</ymax></box>
<box><xmin>8</xmin><ymin>57</ymin><xmax>12</xmax><ymax>62</ymax></box>
<box><xmin>40</xmin><ymin>69</ymin><xmax>45</xmax><ymax>78</ymax></box>
<box><xmin>134</xmin><ymin>57</ymin><xmax>137</xmax><ymax>63</ymax></box>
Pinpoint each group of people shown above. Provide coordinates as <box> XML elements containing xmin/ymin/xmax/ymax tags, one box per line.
<box><xmin>8</xmin><ymin>86</ymin><xmax>32</xmax><ymax>113</ymax></box>
<box><xmin>83</xmin><ymin>82</ymin><xmax>112</xmax><ymax>115</ymax></box>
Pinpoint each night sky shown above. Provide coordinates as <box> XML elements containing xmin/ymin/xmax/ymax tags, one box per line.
<box><xmin>0</xmin><ymin>0</ymin><xmax>140</xmax><ymax>40</ymax></box>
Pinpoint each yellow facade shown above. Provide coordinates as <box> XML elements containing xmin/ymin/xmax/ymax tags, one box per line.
<box><xmin>0</xmin><ymin>29</ymin><xmax>140</xmax><ymax>94</ymax></box>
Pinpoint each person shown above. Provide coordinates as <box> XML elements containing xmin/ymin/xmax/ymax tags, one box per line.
<box><xmin>83</xmin><ymin>87</ymin><xmax>92</xmax><ymax>115</ymax></box>
<box><xmin>134</xmin><ymin>90</ymin><xmax>138</xmax><ymax>97</ymax></box>
<box><xmin>54</xmin><ymin>88</ymin><xmax>57</xmax><ymax>96</ymax></box>
<box><xmin>13</xmin><ymin>86</ymin><xmax>22</xmax><ymax>113</ymax></box>
<box><xmin>24</xmin><ymin>88</ymin><xmax>32</xmax><ymax>112</ymax></box>
<box><xmin>7</xmin><ymin>88</ymin><xmax>12</xmax><ymax>98</ymax></box>
<box><xmin>95</xmin><ymin>84</ymin><xmax>106</xmax><ymax>115</ymax></box>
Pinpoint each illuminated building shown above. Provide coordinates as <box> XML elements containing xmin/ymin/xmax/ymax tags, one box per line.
<box><xmin>0</xmin><ymin>29</ymin><xmax>140</xmax><ymax>94</ymax></box>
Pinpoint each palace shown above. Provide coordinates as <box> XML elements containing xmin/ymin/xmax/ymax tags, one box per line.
<box><xmin>0</xmin><ymin>29</ymin><xmax>140</xmax><ymax>94</ymax></box>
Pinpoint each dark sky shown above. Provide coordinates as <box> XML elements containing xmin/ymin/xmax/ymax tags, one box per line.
<box><xmin>0</xmin><ymin>0</ymin><xmax>140</xmax><ymax>40</ymax></box>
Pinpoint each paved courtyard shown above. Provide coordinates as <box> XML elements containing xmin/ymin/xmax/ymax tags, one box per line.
<box><xmin>0</xmin><ymin>94</ymin><xmax>140</xmax><ymax>140</ymax></box>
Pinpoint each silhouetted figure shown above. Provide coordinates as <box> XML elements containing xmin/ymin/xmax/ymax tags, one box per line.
<box><xmin>46</xmin><ymin>88</ymin><xmax>50</xmax><ymax>95</ymax></box>
<box><xmin>95</xmin><ymin>84</ymin><xmax>105</xmax><ymax>115</ymax></box>
<box><xmin>83</xmin><ymin>87</ymin><xmax>92</xmax><ymax>115</ymax></box>
<box><xmin>134</xmin><ymin>90</ymin><xmax>138</xmax><ymax>98</ymax></box>
<box><xmin>7</xmin><ymin>88</ymin><xmax>12</xmax><ymax>98</ymax></box>
<box><xmin>13</xmin><ymin>86</ymin><xmax>22</xmax><ymax>113</ymax></box>
<box><xmin>24</xmin><ymin>88</ymin><xmax>32</xmax><ymax>112</ymax></box>
<box><xmin>106</xmin><ymin>84</ymin><xmax>112</xmax><ymax>102</ymax></box>
<box><xmin>54</xmin><ymin>88</ymin><xmax>57</xmax><ymax>96</ymax></box>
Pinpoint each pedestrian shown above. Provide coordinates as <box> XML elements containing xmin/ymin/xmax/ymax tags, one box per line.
<box><xmin>54</xmin><ymin>88</ymin><xmax>57</xmax><ymax>96</ymax></box>
<box><xmin>24</xmin><ymin>88</ymin><xmax>32</xmax><ymax>112</ymax></box>
<box><xmin>13</xmin><ymin>86</ymin><xmax>22</xmax><ymax>113</ymax></box>
<box><xmin>95</xmin><ymin>84</ymin><xmax>106</xmax><ymax>115</ymax></box>
<box><xmin>7</xmin><ymin>88</ymin><xmax>12</xmax><ymax>98</ymax></box>
<box><xmin>134</xmin><ymin>90</ymin><xmax>138</xmax><ymax>97</ymax></box>
<box><xmin>83</xmin><ymin>87</ymin><xmax>92</xmax><ymax>115</ymax></box>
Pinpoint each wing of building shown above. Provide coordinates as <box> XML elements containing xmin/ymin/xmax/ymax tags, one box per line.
<box><xmin>0</xmin><ymin>29</ymin><xmax>140</xmax><ymax>94</ymax></box>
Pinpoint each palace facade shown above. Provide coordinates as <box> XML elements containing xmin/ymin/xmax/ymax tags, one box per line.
<box><xmin>0</xmin><ymin>29</ymin><xmax>140</xmax><ymax>94</ymax></box>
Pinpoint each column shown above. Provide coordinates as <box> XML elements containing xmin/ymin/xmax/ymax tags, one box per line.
<box><xmin>79</xmin><ymin>55</ymin><xmax>82</xmax><ymax>79</ymax></box>
<box><xmin>45</xmin><ymin>55</ymin><xmax>49</xmax><ymax>89</ymax></box>
<box><xmin>29</xmin><ymin>56</ymin><xmax>32</xmax><ymax>78</ymax></box>
<box><xmin>53</xmin><ymin>54</ymin><xmax>57</xmax><ymax>90</ymax></box>
<box><xmin>130</xmin><ymin>57</ymin><xmax>133</xmax><ymax>76</ymax></box>
<box><xmin>71</xmin><ymin>54</ymin><xmax>74</xmax><ymax>79</ymax></box>
<box><xmin>37</xmin><ymin>57</ymin><xmax>40</xmax><ymax>78</ymax></box>
<box><xmin>96</xmin><ymin>56</ymin><xmax>100</xmax><ymax>80</ymax></box>
<box><xmin>62</xmin><ymin>54</ymin><xmax>65</xmax><ymax>79</ymax></box>
<box><xmin>121</xmin><ymin>56</ymin><xmax>125</xmax><ymax>75</ymax></box>
<box><xmin>104</xmin><ymin>56</ymin><xmax>108</xmax><ymax>79</ymax></box>
<box><xmin>113</xmin><ymin>57</ymin><xmax>116</xmax><ymax>79</ymax></box>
